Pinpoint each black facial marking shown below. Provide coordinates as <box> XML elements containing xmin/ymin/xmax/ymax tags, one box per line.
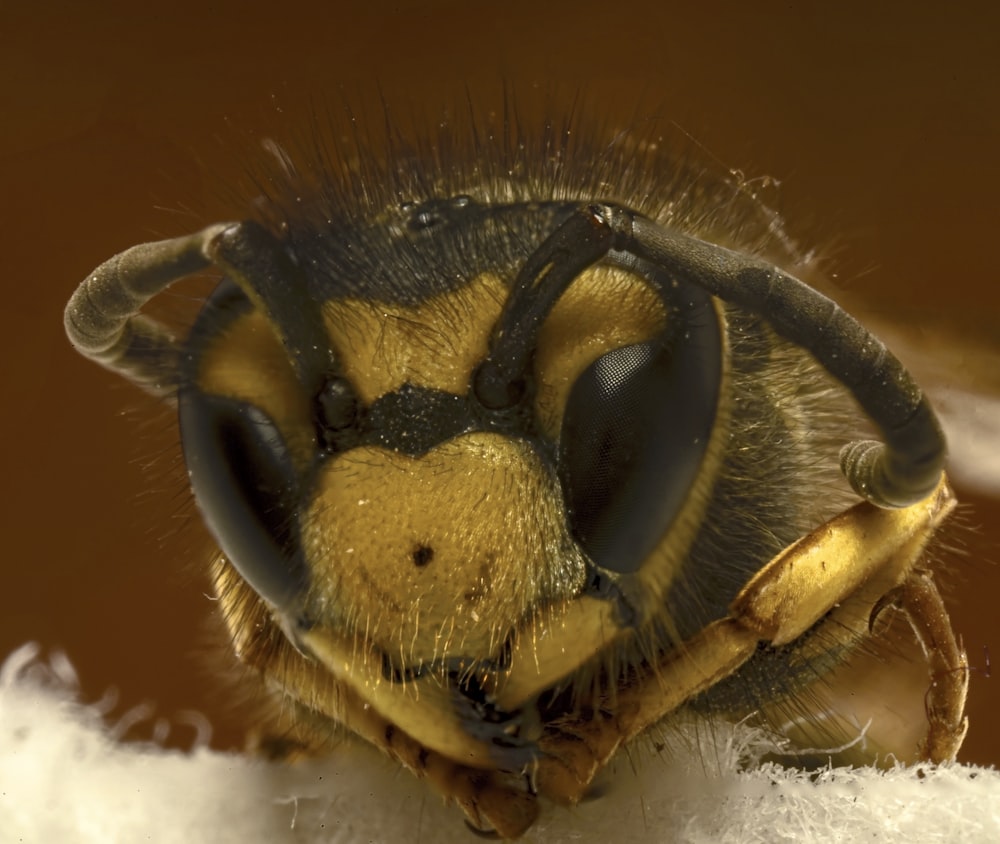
<box><xmin>412</xmin><ymin>544</ymin><xmax>435</xmax><ymax>567</ymax></box>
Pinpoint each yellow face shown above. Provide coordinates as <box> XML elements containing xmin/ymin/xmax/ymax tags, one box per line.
<box><xmin>64</xmin><ymin>123</ymin><xmax>967</xmax><ymax>838</ymax></box>
<box><xmin>192</xmin><ymin>265</ymin><xmax>692</xmax><ymax>732</ymax></box>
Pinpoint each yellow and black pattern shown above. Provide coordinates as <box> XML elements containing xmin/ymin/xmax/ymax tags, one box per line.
<box><xmin>64</xmin><ymin>104</ymin><xmax>967</xmax><ymax>838</ymax></box>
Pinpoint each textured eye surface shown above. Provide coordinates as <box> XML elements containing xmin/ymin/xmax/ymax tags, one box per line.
<box><xmin>178</xmin><ymin>389</ymin><xmax>308</xmax><ymax>615</ymax></box>
<box><xmin>558</xmin><ymin>300</ymin><xmax>721</xmax><ymax>574</ymax></box>
<box><xmin>175</xmin><ymin>280</ymin><xmax>312</xmax><ymax>616</ymax></box>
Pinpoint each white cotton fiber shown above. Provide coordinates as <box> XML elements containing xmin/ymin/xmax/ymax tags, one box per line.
<box><xmin>1</xmin><ymin>644</ymin><xmax>998</xmax><ymax>844</ymax></box>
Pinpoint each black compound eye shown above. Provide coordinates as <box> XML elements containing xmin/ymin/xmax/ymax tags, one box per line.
<box><xmin>558</xmin><ymin>301</ymin><xmax>722</xmax><ymax>575</ymax></box>
<box><xmin>178</xmin><ymin>389</ymin><xmax>308</xmax><ymax>614</ymax></box>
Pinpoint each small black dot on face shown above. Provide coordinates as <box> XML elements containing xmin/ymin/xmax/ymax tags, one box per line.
<box><xmin>412</xmin><ymin>544</ymin><xmax>434</xmax><ymax>567</ymax></box>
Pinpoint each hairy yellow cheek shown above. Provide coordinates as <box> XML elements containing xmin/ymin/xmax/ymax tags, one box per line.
<box><xmin>300</xmin><ymin>433</ymin><xmax>589</xmax><ymax>667</ymax></box>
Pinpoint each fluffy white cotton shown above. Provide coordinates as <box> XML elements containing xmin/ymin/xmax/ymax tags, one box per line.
<box><xmin>935</xmin><ymin>386</ymin><xmax>1000</xmax><ymax>497</ymax></box>
<box><xmin>1</xmin><ymin>644</ymin><xmax>998</xmax><ymax>844</ymax></box>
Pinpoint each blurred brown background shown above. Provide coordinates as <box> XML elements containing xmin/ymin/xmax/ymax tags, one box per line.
<box><xmin>2</xmin><ymin>1</ymin><xmax>998</xmax><ymax>766</ymax></box>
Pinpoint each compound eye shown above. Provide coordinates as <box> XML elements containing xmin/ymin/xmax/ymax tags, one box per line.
<box><xmin>558</xmin><ymin>321</ymin><xmax>720</xmax><ymax>574</ymax></box>
<box><xmin>178</xmin><ymin>389</ymin><xmax>308</xmax><ymax>614</ymax></box>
